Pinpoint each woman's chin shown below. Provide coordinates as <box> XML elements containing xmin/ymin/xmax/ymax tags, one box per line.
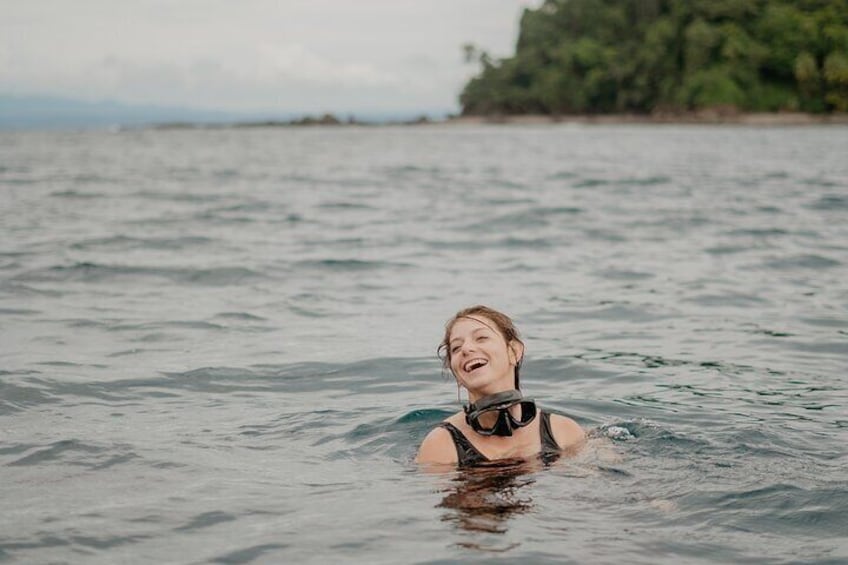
<box><xmin>466</xmin><ymin>375</ymin><xmax>513</xmax><ymax>396</ymax></box>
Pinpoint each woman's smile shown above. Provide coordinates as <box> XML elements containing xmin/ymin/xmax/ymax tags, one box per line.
<box><xmin>462</xmin><ymin>358</ymin><xmax>488</xmax><ymax>373</ymax></box>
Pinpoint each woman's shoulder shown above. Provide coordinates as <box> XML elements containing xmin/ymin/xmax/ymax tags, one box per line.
<box><xmin>415</xmin><ymin>415</ymin><xmax>464</xmax><ymax>465</ymax></box>
<box><xmin>546</xmin><ymin>411</ymin><xmax>586</xmax><ymax>450</ymax></box>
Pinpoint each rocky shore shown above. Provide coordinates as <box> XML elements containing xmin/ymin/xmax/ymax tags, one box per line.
<box><xmin>446</xmin><ymin>111</ymin><xmax>848</xmax><ymax>126</ymax></box>
<box><xmin>151</xmin><ymin>110</ymin><xmax>848</xmax><ymax>130</ymax></box>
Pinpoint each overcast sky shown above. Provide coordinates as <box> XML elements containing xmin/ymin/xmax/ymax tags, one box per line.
<box><xmin>2</xmin><ymin>0</ymin><xmax>541</xmax><ymax>116</ymax></box>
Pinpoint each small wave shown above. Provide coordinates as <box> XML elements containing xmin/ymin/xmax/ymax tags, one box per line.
<box><xmin>574</xmin><ymin>178</ymin><xmax>610</xmax><ymax>188</ymax></box>
<box><xmin>130</xmin><ymin>190</ymin><xmax>223</xmax><ymax>203</ymax></box>
<box><xmin>707</xmin><ymin>484</ymin><xmax>848</xmax><ymax>538</ymax></box>
<box><xmin>106</xmin><ymin>348</ymin><xmax>162</xmax><ymax>358</ymax></box>
<box><xmin>396</xmin><ymin>408</ymin><xmax>454</xmax><ymax>425</ymax></box>
<box><xmin>35</xmin><ymin>360</ymin><xmax>109</xmax><ymax>368</ymax></box>
<box><xmin>0</xmin><ymin>177</ymin><xmax>41</xmax><ymax>186</ymax></box>
<box><xmin>705</xmin><ymin>245</ymin><xmax>746</xmax><ymax>255</ymax></box>
<box><xmin>69</xmin><ymin>235</ymin><xmax>214</xmax><ymax>251</ymax></box>
<box><xmin>0</xmin><ymin>307</ymin><xmax>40</xmax><ymax>315</ymax></box>
<box><xmin>536</xmin><ymin>302</ymin><xmax>668</xmax><ymax>323</ymax></box>
<box><xmin>105</xmin><ymin>320</ymin><xmax>226</xmax><ymax>332</ymax></box>
<box><xmin>213</xmin><ymin>311</ymin><xmax>267</xmax><ymax>321</ymax></box>
<box><xmin>574</xmin><ymin>175</ymin><xmax>671</xmax><ymax>188</ymax></box>
<box><xmin>49</xmin><ymin>190</ymin><xmax>105</xmax><ymax>199</ymax></box>
<box><xmin>174</xmin><ymin>511</ymin><xmax>237</xmax><ymax>532</ymax></box>
<box><xmin>800</xmin><ymin>317</ymin><xmax>847</xmax><ymax>329</ymax></box>
<box><xmin>474</xmin><ymin>206</ymin><xmax>582</xmax><ymax>230</ymax></box>
<box><xmin>510</xmin><ymin>236</ymin><xmax>558</xmax><ymax>249</ymax></box>
<box><xmin>5</xmin><ymin>439</ymin><xmax>138</xmax><ymax>470</ymax></box>
<box><xmin>69</xmin><ymin>533</ymin><xmax>151</xmax><ymax>550</ymax></box>
<box><xmin>685</xmin><ymin>291</ymin><xmax>768</xmax><ymax>308</ymax></box>
<box><xmin>383</xmin><ymin>164</ymin><xmax>442</xmax><ymax>175</ymax></box>
<box><xmin>13</xmin><ymin>262</ymin><xmax>264</xmax><ymax>286</ymax></box>
<box><xmin>293</xmin><ymin>259</ymin><xmax>410</xmax><ymax>271</ymax></box>
<box><xmin>746</xmin><ymin>327</ymin><xmax>794</xmax><ymax>337</ymax></box>
<box><xmin>574</xmin><ymin>350</ymin><xmax>689</xmax><ymax>369</ymax></box>
<box><xmin>317</xmin><ymin>201</ymin><xmax>375</xmax><ymax>211</ymax></box>
<box><xmin>192</xmin><ymin>211</ymin><xmax>255</xmax><ymax>224</ymax></box>
<box><xmin>594</xmin><ymin>268</ymin><xmax>655</xmax><ymax>281</ymax></box>
<box><xmin>302</xmin><ymin>237</ymin><xmax>367</xmax><ymax>248</ymax></box>
<box><xmin>211</xmin><ymin>168</ymin><xmax>239</xmax><ymax>179</ymax></box>
<box><xmin>583</xmin><ymin>228</ymin><xmax>626</xmax><ymax>242</ymax></box>
<box><xmin>763</xmin><ymin>254</ymin><xmax>841</xmax><ymax>270</ymax></box>
<box><xmin>210</xmin><ymin>543</ymin><xmax>289</xmax><ymax>564</ymax></box>
<box><xmin>427</xmin><ymin>235</ymin><xmax>558</xmax><ymax>250</ymax></box>
<box><xmin>807</xmin><ymin>194</ymin><xmax>848</xmax><ymax>210</ymax></box>
<box><xmin>626</xmin><ymin>175</ymin><xmax>672</xmax><ymax>186</ymax></box>
<box><xmin>274</xmin><ymin>213</ymin><xmax>306</xmax><ymax>223</ymax></box>
<box><xmin>547</xmin><ymin>170</ymin><xmax>578</xmax><ymax>180</ymax></box>
<box><xmin>801</xmin><ymin>177</ymin><xmax>840</xmax><ymax>188</ymax></box>
<box><xmin>725</xmin><ymin>228</ymin><xmax>790</xmax><ymax>237</ymax></box>
<box><xmin>208</xmin><ymin>201</ymin><xmax>274</xmax><ymax>214</ymax></box>
<box><xmin>0</xmin><ymin>378</ymin><xmax>54</xmax><ymax>413</ymax></box>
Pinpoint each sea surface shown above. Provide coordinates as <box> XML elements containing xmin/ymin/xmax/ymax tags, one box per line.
<box><xmin>1</xmin><ymin>124</ymin><xmax>846</xmax><ymax>564</ymax></box>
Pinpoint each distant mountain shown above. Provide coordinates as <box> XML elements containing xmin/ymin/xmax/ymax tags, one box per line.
<box><xmin>0</xmin><ymin>94</ymin><xmax>450</xmax><ymax>130</ymax></box>
<box><xmin>0</xmin><ymin>94</ymin><xmax>255</xmax><ymax>130</ymax></box>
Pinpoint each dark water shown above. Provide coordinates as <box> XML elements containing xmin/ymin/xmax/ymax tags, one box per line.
<box><xmin>1</xmin><ymin>124</ymin><xmax>846</xmax><ymax>564</ymax></box>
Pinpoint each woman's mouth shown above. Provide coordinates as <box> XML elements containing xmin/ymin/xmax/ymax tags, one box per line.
<box><xmin>463</xmin><ymin>358</ymin><xmax>488</xmax><ymax>372</ymax></box>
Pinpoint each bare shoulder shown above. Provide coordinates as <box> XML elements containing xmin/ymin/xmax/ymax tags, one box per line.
<box><xmin>548</xmin><ymin>413</ymin><xmax>587</xmax><ymax>450</ymax></box>
<box><xmin>415</xmin><ymin>425</ymin><xmax>458</xmax><ymax>465</ymax></box>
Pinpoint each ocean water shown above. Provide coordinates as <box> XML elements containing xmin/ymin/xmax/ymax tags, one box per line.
<box><xmin>1</xmin><ymin>124</ymin><xmax>846</xmax><ymax>564</ymax></box>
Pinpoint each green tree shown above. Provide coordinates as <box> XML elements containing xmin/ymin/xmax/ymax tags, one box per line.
<box><xmin>824</xmin><ymin>51</ymin><xmax>848</xmax><ymax>110</ymax></box>
<box><xmin>459</xmin><ymin>0</ymin><xmax>848</xmax><ymax>115</ymax></box>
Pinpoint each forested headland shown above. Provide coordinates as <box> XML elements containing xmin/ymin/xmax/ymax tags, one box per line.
<box><xmin>460</xmin><ymin>0</ymin><xmax>848</xmax><ymax>116</ymax></box>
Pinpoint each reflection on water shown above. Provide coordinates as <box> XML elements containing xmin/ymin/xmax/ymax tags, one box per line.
<box><xmin>437</xmin><ymin>458</ymin><xmax>546</xmax><ymax>542</ymax></box>
<box><xmin>434</xmin><ymin>437</ymin><xmax>625</xmax><ymax>552</ymax></box>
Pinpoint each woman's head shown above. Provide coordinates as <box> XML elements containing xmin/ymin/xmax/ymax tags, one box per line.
<box><xmin>438</xmin><ymin>305</ymin><xmax>525</xmax><ymax>390</ymax></box>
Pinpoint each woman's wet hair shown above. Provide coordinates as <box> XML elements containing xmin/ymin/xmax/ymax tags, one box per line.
<box><xmin>438</xmin><ymin>305</ymin><xmax>524</xmax><ymax>389</ymax></box>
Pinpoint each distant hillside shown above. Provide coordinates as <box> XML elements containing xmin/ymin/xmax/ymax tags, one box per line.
<box><xmin>0</xmin><ymin>94</ymin><xmax>252</xmax><ymax>130</ymax></box>
<box><xmin>461</xmin><ymin>0</ymin><xmax>848</xmax><ymax>115</ymax></box>
<box><xmin>0</xmin><ymin>94</ymin><xmax>449</xmax><ymax>130</ymax></box>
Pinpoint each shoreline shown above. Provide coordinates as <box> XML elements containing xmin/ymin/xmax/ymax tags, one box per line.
<box><xmin>445</xmin><ymin>111</ymin><xmax>848</xmax><ymax>126</ymax></box>
<box><xmin>136</xmin><ymin>111</ymin><xmax>848</xmax><ymax>131</ymax></box>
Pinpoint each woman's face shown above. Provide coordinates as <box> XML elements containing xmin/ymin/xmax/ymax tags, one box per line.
<box><xmin>448</xmin><ymin>315</ymin><xmax>521</xmax><ymax>397</ymax></box>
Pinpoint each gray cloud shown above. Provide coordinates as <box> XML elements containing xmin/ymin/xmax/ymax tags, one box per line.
<box><xmin>2</xmin><ymin>0</ymin><xmax>539</xmax><ymax>114</ymax></box>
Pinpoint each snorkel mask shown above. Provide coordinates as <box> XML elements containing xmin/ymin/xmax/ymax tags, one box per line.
<box><xmin>464</xmin><ymin>389</ymin><xmax>537</xmax><ymax>437</ymax></box>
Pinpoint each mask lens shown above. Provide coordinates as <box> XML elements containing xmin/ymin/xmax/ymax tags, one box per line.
<box><xmin>509</xmin><ymin>400</ymin><xmax>537</xmax><ymax>427</ymax></box>
<box><xmin>465</xmin><ymin>396</ymin><xmax>537</xmax><ymax>436</ymax></box>
<box><xmin>467</xmin><ymin>412</ymin><xmax>503</xmax><ymax>436</ymax></box>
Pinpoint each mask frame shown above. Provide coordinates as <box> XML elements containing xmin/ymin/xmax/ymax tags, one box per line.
<box><xmin>464</xmin><ymin>389</ymin><xmax>537</xmax><ymax>437</ymax></box>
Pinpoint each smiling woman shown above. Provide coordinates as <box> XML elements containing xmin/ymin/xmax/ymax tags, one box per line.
<box><xmin>416</xmin><ymin>305</ymin><xmax>585</xmax><ymax>467</ymax></box>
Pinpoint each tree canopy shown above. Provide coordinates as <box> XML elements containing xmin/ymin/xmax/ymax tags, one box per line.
<box><xmin>460</xmin><ymin>0</ymin><xmax>848</xmax><ymax>115</ymax></box>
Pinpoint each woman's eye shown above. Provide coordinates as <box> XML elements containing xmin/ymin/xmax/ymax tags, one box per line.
<box><xmin>476</xmin><ymin>335</ymin><xmax>488</xmax><ymax>342</ymax></box>
<box><xmin>451</xmin><ymin>346</ymin><xmax>460</xmax><ymax>354</ymax></box>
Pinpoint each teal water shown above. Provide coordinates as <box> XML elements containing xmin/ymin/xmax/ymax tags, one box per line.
<box><xmin>1</xmin><ymin>124</ymin><xmax>847</xmax><ymax>563</ymax></box>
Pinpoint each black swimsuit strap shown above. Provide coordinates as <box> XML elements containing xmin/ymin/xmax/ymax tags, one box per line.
<box><xmin>439</xmin><ymin>422</ymin><xmax>489</xmax><ymax>466</ymax></box>
<box><xmin>440</xmin><ymin>411</ymin><xmax>562</xmax><ymax>467</ymax></box>
<box><xmin>539</xmin><ymin>412</ymin><xmax>561</xmax><ymax>454</ymax></box>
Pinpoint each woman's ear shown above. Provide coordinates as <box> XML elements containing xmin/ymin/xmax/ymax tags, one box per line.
<box><xmin>509</xmin><ymin>340</ymin><xmax>525</xmax><ymax>366</ymax></box>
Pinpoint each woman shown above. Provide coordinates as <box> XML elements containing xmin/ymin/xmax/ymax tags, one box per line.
<box><xmin>417</xmin><ymin>305</ymin><xmax>586</xmax><ymax>467</ymax></box>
